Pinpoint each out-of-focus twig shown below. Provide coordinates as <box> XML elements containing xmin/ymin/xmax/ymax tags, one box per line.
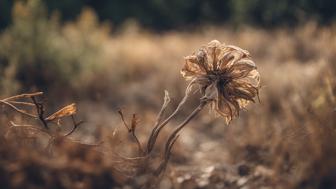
<box><xmin>0</xmin><ymin>92</ymin><xmax>44</xmax><ymax>118</ymax></box>
<box><xmin>1</xmin><ymin>92</ymin><xmax>95</xmax><ymax>153</ymax></box>
<box><xmin>64</xmin><ymin>115</ymin><xmax>84</xmax><ymax>137</ymax></box>
<box><xmin>2</xmin><ymin>92</ymin><xmax>43</xmax><ymax>101</ymax></box>
<box><xmin>31</xmin><ymin>96</ymin><xmax>49</xmax><ymax>129</ymax></box>
<box><xmin>5</xmin><ymin>121</ymin><xmax>51</xmax><ymax>138</ymax></box>
<box><xmin>6</xmin><ymin>101</ymin><xmax>35</xmax><ymax>106</ymax></box>
<box><xmin>118</xmin><ymin>109</ymin><xmax>144</xmax><ymax>155</ymax></box>
<box><xmin>0</xmin><ymin>100</ymin><xmax>37</xmax><ymax>118</ymax></box>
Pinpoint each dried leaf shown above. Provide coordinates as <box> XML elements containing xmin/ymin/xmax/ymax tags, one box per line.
<box><xmin>45</xmin><ymin>103</ymin><xmax>77</xmax><ymax>121</ymax></box>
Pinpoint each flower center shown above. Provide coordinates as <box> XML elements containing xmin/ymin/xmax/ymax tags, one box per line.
<box><xmin>208</xmin><ymin>70</ymin><xmax>232</xmax><ymax>86</ymax></box>
<box><xmin>218</xmin><ymin>76</ymin><xmax>232</xmax><ymax>88</ymax></box>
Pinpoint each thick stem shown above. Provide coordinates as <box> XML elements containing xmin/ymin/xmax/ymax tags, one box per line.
<box><xmin>164</xmin><ymin>100</ymin><xmax>207</xmax><ymax>155</ymax></box>
<box><xmin>146</xmin><ymin>93</ymin><xmax>189</xmax><ymax>153</ymax></box>
<box><xmin>146</xmin><ymin>78</ymin><xmax>199</xmax><ymax>154</ymax></box>
<box><xmin>155</xmin><ymin>99</ymin><xmax>208</xmax><ymax>175</ymax></box>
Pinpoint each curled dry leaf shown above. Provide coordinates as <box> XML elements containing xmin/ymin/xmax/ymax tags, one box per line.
<box><xmin>45</xmin><ymin>103</ymin><xmax>77</xmax><ymax>121</ymax></box>
<box><xmin>181</xmin><ymin>40</ymin><xmax>260</xmax><ymax>123</ymax></box>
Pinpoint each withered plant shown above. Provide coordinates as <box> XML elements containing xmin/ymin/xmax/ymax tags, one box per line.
<box><xmin>0</xmin><ymin>40</ymin><xmax>260</xmax><ymax>188</ymax></box>
<box><xmin>0</xmin><ymin>91</ymin><xmax>91</xmax><ymax>153</ymax></box>
<box><xmin>112</xmin><ymin>40</ymin><xmax>261</xmax><ymax>187</ymax></box>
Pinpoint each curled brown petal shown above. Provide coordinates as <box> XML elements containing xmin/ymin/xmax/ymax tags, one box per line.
<box><xmin>181</xmin><ymin>40</ymin><xmax>260</xmax><ymax>123</ymax></box>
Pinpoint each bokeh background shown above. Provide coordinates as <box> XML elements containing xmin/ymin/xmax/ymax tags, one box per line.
<box><xmin>0</xmin><ymin>0</ymin><xmax>336</xmax><ymax>188</ymax></box>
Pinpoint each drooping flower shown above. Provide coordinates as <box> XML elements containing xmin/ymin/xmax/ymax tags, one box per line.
<box><xmin>181</xmin><ymin>40</ymin><xmax>260</xmax><ymax>123</ymax></box>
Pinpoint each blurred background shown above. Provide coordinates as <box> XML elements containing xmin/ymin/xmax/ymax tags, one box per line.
<box><xmin>1</xmin><ymin>0</ymin><xmax>336</xmax><ymax>30</ymax></box>
<box><xmin>0</xmin><ymin>0</ymin><xmax>336</xmax><ymax>188</ymax></box>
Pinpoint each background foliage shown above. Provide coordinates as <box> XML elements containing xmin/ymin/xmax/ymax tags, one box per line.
<box><xmin>0</xmin><ymin>0</ymin><xmax>336</xmax><ymax>188</ymax></box>
<box><xmin>1</xmin><ymin>0</ymin><xmax>336</xmax><ymax>31</ymax></box>
<box><xmin>0</xmin><ymin>0</ymin><xmax>110</xmax><ymax>96</ymax></box>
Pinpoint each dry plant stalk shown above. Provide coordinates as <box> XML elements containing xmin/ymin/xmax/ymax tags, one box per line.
<box><xmin>115</xmin><ymin>40</ymin><xmax>261</xmax><ymax>183</ymax></box>
<box><xmin>0</xmin><ymin>40</ymin><xmax>260</xmax><ymax>188</ymax></box>
<box><xmin>0</xmin><ymin>92</ymin><xmax>88</xmax><ymax>152</ymax></box>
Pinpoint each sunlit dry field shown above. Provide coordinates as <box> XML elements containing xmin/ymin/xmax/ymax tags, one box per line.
<box><xmin>0</xmin><ymin>4</ymin><xmax>336</xmax><ymax>189</ymax></box>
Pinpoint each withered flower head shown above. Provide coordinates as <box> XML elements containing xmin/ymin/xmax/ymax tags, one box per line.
<box><xmin>181</xmin><ymin>40</ymin><xmax>260</xmax><ymax>123</ymax></box>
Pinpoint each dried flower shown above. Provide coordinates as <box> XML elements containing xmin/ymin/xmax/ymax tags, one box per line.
<box><xmin>181</xmin><ymin>40</ymin><xmax>260</xmax><ymax>123</ymax></box>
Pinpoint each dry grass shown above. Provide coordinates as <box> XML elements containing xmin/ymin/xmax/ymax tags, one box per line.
<box><xmin>0</xmin><ymin>10</ymin><xmax>336</xmax><ymax>188</ymax></box>
<box><xmin>0</xmin><ymin>38</ymin><xmax>262</xmax><ymax>188</ymax></box>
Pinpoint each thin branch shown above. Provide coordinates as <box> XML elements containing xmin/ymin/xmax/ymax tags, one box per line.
<box><xmin>2</xmin><ymin>92</ymin><xmax>43</xmax><ymax>101</ymax></box>
<box><xmin>117</xmin><ymin>109</ymin><xmax>131</xmax><ymax>131</ymax></box>
<box><xmin>31</xmin><ymin>96</ymin><xmax>49</xmax><ymax>129</ymax></box>
<box><xmin>6</xmin><ymin>121</ymin><xmax>51</xmax><ymax>137</ymax></box>
<box><xmin>64</xmin><ymin>115</ymin><xmax>84</xmax><ymax>137</ymax></box>
<box><xmin>130</xmin><ymin>114</ymin><xmax>144</xmax><ymax>155</ymax></box>
<box><xmin>131</xmin><ymin>129</ymin><xmax>144</xmax><ymax>155</ymax></box>
<box><xmin>0</xmin><ymin>100</ymin><xmax>37</xmax><ymax>118</ymax></box>
<box><xmin>7</xmin><ymin>101</ymin><xmax>36</xmax><ymax>106</ymax></box>
<box><xmin>118</xmin><ymin>110</ymin><xmax>144</xmax><ymax>155</ymax></box>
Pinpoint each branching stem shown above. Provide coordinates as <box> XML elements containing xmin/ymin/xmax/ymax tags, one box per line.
<box><xmin>155</xmin><ymin>99</ymin><xmax>208</xmax><ymax>175</ymax></box>
<box><xmin>146</xmin><ymin>92</ymin><xmax>188</xmax><ymax>153</ymax></box>
<box><xmin>31</xmin><ymin>96</ymin><xmax>49</xmax><ymax>129</ymax></box>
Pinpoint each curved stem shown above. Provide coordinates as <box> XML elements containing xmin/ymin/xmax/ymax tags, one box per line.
<box><xmin>155</xmin><ymin>99</ymin><xmax>208</xmax><ymax>175</ymax></box>
<box><xmin>146</xmin><ymin>92</ymin><xmax>189</xmax><ymax>153</ymax></box>
<box><xmin>146</xmin><ymin>78</ymin><xmax>199</xmax><ymax>154</ymax></box>
<box><xmin>64</xmin><ymin>115</ymin><xmax>84</xmax><ymax>137</ymax></box>
<box><xmin>165</xmin><ymin>101</ymin><xmax>206</xmax><ymax>155</ymax></box>
<box><xmin>132</xmin><ymin>132</ymin><xmax>144</xmax><ymax>155</ymax></box>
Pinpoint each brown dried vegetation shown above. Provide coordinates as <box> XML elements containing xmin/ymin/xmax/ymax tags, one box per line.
<box><xmin>0</xmin><ymin>4</ymin><xmax>336</xmax><ymax>188</ymax></box>
<box><xmin>0</xmin><ymin>39</ymin><xmax>261</xmax><ymax>188</ymax></box>
<box><xmin>182</xmin><ymin>40</ymin><xmax>260</xmax><ymax>123</ymax></box>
